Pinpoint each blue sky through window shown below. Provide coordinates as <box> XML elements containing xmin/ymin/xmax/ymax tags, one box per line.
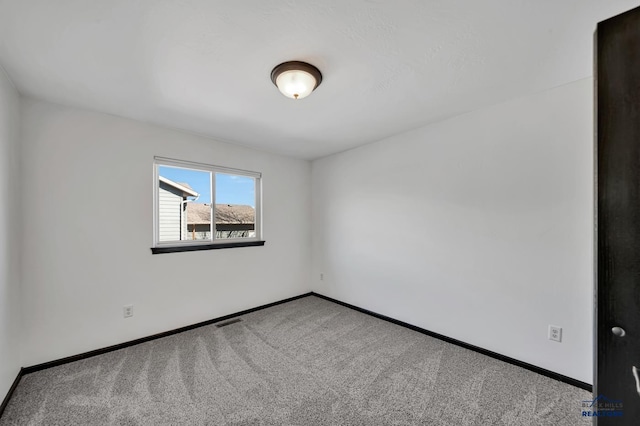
<box><xmin>159</xmin><ymin>166</ymin><xmax>255</xmax><ymax>206</ymax></box>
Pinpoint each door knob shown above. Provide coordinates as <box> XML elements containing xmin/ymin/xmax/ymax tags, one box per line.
<box><xmin>612</xmin><ymin>326</ymin><xmax>626</xmax><ymax>337</ymax></box>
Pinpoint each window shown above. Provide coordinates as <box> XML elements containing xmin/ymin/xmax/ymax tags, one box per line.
<box><xmin>152</xmin><ymin>157</ymin><xmax>263</xmax><ymax>253</ymax></box>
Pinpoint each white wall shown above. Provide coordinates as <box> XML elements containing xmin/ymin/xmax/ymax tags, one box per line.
<box><xmin>311</xmin><ymin>78</ymin><xmax>594</xmax><ymax>384</ymax></box>
<box><xmin>0</xmin><ymin>68</ymin><xmax>21</xmax><ymax>398</ymax></box>
<box><xmin>19</xmin><ymin>98</ymin><xmax>311</xmax><ymax>367</ymax></box>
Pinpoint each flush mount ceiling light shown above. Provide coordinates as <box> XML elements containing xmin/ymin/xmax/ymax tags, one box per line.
<box><xmin>270</xmin><ymin>61</ymin><xmax>322</xmax><ymax>100</ymax></box>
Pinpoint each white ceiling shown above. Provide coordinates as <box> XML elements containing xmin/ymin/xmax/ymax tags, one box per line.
<box><xmin>0</xmin><ymin>1</ymin><xmax>638</xmax><ymax>159</ymax></box>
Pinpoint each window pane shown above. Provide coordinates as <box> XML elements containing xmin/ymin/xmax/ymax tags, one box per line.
<box><xmin>215</xmin><ymin>173</ymin><xmax>256</xmax><ymax>239</ymax></box>
<box><xmin>158</xmin><ymin>166</ymin><xmax>212</xmax><ymax>242</ymax></box>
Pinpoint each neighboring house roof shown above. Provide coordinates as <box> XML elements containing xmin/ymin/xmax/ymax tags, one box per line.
<box><xmin>186</xmin><ymin>203</ymin><xmax>255</xmax><ymax>224</ymax></box>
<box><xmin>186</xmin><ymin>203</ymin><xmax>212</xmax><ymax>224</ymax></box>
<box><xmin>159</xmin><ymin>176</ymin><xmax>199</xmax><ymax>198</ymax></box>
<box><xmin>177</xmin><ymin>182</ymin><xmax>195</xmax><ymax>191</ymax></box>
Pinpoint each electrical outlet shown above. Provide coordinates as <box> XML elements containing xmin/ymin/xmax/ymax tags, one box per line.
<box><xmin>123</xmin><ymin>305</ymin><xmax>133</xmax><ymax>318</ymax></box>
<box><xmin>549</xmin><ymin>325</ymin><xmax>562</xmax><ymax>342</ymax></box>
<box><xmin>320</xmin><ymin>273</ymin><xmax>324</xmax><ymax>281</ymax></box>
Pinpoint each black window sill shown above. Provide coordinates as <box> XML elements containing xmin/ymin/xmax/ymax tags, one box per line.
<box><xmin>151</xmin><ymin>240</ymin><xmax>265</xmax><ymax>254</ymax></box>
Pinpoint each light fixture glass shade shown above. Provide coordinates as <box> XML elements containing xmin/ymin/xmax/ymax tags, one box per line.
<box><xmin>275</xmin><ymin>70</ymin><xmax>316</xmax><ymax>99</ymax></box>
<box><xmin>271</xmin><ymin>61</ymin><xmax>322</xmax><ymax>100</ymax></box>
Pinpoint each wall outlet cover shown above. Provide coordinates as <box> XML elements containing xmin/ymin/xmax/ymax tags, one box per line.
<box><xmin>123</xmin><ymin>305</ymin><xmax>133</xmax><ymax>318</ymax></box>
<box><xmin>549</xmin><ymin>325</ymin><xmax>562</xmax><ymax>342</ymax></box>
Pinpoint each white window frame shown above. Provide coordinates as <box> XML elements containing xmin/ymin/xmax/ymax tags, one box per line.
<box><xmin>153</xmin><ymin>156</ymin><xmax>262</xmax><ymax>248</ymax></box>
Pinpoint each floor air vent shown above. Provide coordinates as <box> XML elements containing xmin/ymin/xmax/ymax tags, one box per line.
<box><xmin>216</xmin><ymin>318</ymin><xmax>242</xmax><ymax>328</ymax></box>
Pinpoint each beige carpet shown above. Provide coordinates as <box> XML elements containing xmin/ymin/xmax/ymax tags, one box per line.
<box><xmin>0</xmin><ymin>295</ymin><xmax>590</xmax><ymax>425</ymax></box>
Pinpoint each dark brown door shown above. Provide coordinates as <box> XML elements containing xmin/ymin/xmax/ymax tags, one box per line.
<box><xmin>597</xmin><ymin>6</ymin><xmax>640</xmax><ymax>425</ymax></box>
